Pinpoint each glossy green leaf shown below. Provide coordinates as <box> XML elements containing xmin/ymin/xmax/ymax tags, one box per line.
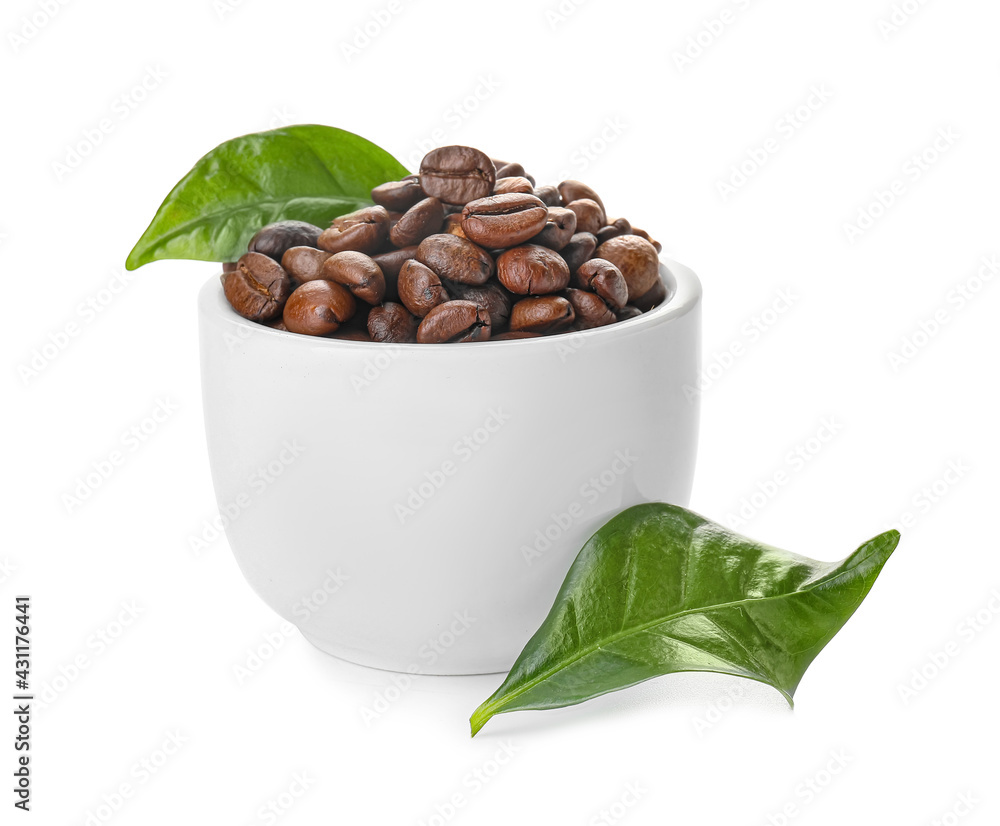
<box><xmin>126</xmin><ymin>125</ymin><xmax>409</xmax><ymax>269</ymax></box>
<box><xmin>471</xmin><ymin>503</ymin><xmax>899</xmax><ymax>736</ymax></box>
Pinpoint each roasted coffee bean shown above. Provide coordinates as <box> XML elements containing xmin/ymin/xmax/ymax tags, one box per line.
<box><xmin>416</xmin><ymin>234</ymin><xmax>494</xmax><ymax>285</ymax></box>
<box><xmin>595</xmin><ymin>235</ymin><xmax>660</xmax><ymax>302</ymax></box>
<box><xmin>224</xmin><ymin>252</ymin><xmax>294</xmax><ymax>322</ymax></box>
<box><xmin>494</xmin><ymin>162</ymin><xmax>526</xmax><ymax>179</ymax></box>
<box><xmin>442</xmin><ymin>213</ymin><xmax>467</xmax><ymax>238</ymax></box>
<box><xmin>248</xmin><ymin>221</ymin><xmax>322</xmax><ymax>261</ymax></box>
<box><xmin>557</xmin><ymin>180</ymin><xmax>606</xmax><ymax>215</ymax></box>
<box><xmin>494</xmin><ymin>176</ymin><xmax>534</xmax><ymax>195</ymax></box>
<box><xmin>509</xmin><ymin>296</ymin><xmax>575</xmax><ymax>334</ymax></box>
<box><xmin>492</xmin><ymin>331</ymin><xmax>542</xmax><ymax>340</ymax></box>
<box><xmin>565</xmin><ymin>198</ymin><xmax>606</xmax><ymax>235</ymax></box>
<box><xmin>632</xmin><ymin>276</ymin><xmax>668</xmax><ymax>312</ymax></box>
<box><xmin>371</xmin><ymin>178</ymin><xmax>424</xmax><ymax>211</ymax></box>
<box><xmin>320</xmin><ymin>251</ymin><xmax>386</xmax><ymax>305</ymax></box>
<box><xmin>389</xmin><ymin>197</ymin><xmax>445</xmax><ymax>247</ymax></box>
<box><xmin>496</xmin><ymin>245</ymin><xmax>571</xmax><ymax>295</ymax></box>
<box><xmin>398</xmin><ymin>259</ymin><xmax>451</xmax><ymax>317</ymax></box>
<box><xmin>368</xmin><ymin>302</ymin><xmax>419</xmax><ymax>343</ymax></box>
<box><xmin>531</xmin><ymin>207</ymin><xmax>577</xmax><ymax>251</ymax></box>
<box><xmin>533</xmin><ymin>185</ymin><xmax>562</xmax><ymax>207</ymax></box>
<box><xmin>617</xmin><ymin>305</ymin><xmax>643</xmax><ymax>321</ymax></box>
<box><xmin>222</xmin><ymin>261</ymin><xmax>237</xmax><ymax>273</ymax></box>
<box><xmin>612</xmin><ymin>217</ymin><xmax>632</xmax><ymax>235</ymax></box>
<box><xmin>574</xmin><ymin>258</ymin><xmax>628</xmax><ymax>310</ymax></box>
<box><xmin>318</xmin><ymin>206</ymin><xmax>390</xmax><ymax>254</ymax></box>
<box><xmin>461</xmin><ymin>193</ymin><xmax>548</xmax><ymax>248</ymax></box>
<box><xmin>330</xmin><ymin>328</ymin><xmax>373</xmax><ymax>341</ymax></box>
<box><xmin>281</xmin><ymin>246</ymin><xmax>333</xmax><ymax>282</ymax></box>
<box><xmin>417</xmin><ymin>300</ymin><xmax>491</xmax><ymax>343</ymax></box>
<box><xmin>631</xmin><ymin>227</ymin><xmax>663</xmax><ymax>253</ymax></box>
<box><xmin>282</xmin><ymin>280</ymin><xmax>356</xmax><ymax>336</ymax></box>
<box><xmin>372</xmin><ymin>245</ymin><xmax>417</xmax><ymax>279</ymax></box>
<box><xmin>266</xmin><ymin>318</ymin><xmax>288</xmax><ymax>331</ymax></box>
<box><xmin>564</xmin><ymin>288</ymin><xmax>617</xmax><ymax>329</ymax></box>
<box><xmin>419</xmin><ymin>145</ymin><xmax>496</xmax><ymax>205</ymax></box>
<box><xmin>560</xmin><ymin>232</ymin><xmax>598</xmax><ymax>272</ymax></box>
<box><xmin>596</xmin><ymin>224</ymin><xmax>623</xmax><ymax>244</ymax></box>
<box><xmin>446</xmin><ymin>280</ymin><xmax>513</xmax><ymax>330</ymax></box>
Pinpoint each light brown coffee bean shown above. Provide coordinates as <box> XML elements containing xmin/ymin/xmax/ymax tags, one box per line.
<box><xmin>389</xmin><ymin>197</ymin><xmax>445</xmax><ymax>247</ymax></box>
<box><xmin>442</xmin><ymin>213</ymin><xmax>467</xmax><ymax>238</ymax></box>
<box><xmin>318</xmin><ymin>206</ymin><xmax>390</xmax><ymax>254</ymax></box>
<box><xmin>320</xmin><ymin>251</ymin><xmax>386</xmax><ymax>304</ymax></box>
<box><xmin>368</xmin><ymin>302</ymin><xmax>419</xmax><ymax>343</ymax></box>
<box><xmin>461</xmin><ymin>193</ymin><xmax>548</xmax><ymax>248</ymax></box>
<box><xmin>415</xmin><ymin>234</ymin><xmax>494</xmax><ymax>286</ymax></box>
<box><xmin>281</xmin><ymin>246</ymin><xmax>333</xmax><ymax>282</ymax></box>
<box><xmin>223</xmin><ymin>252</ymin><xmax>294</xmax><ymax>322</ymax></box>
<box><xmin>574</xmin><ymin>258</ymin><xmax>628</xmax><ymax>310</ymax></box>
<box><xmin>282</xmin><ymin>280</ymin><xmax>356</xmax><ymax>336</ymax></box>
<box><xmin>594</xmin><ymin>235</ymin><xmax>660</xmax><ymax>302</ymax></box>
<box><xmin>565</xmin><ymin>198</ymin><xmax>606</xmax><ymax>235</ymax></box>
<box><xmin>419</xmin><ymin>145</ymin><xmax>496</xmax><ymax>205</ymax></box>
<box><xmin>564</xmin><ymin>288</ymin><xmax>617</xmax><ymax>329</ymax></box>
<box><xmin>493</xmin><ymin>176</ymin><xmax>534</xmax><ymax>195</ymax></box>
<box><xmin>417</xmin><ymin>300</ymin><xmax>491</xmax><ymax>343</ymax></box>
<box><xmin>497</xmin><ymin>245</ymin><xmax>571</xmax><ymax>295</ymax></box>
<box><xmin>398</xmin><ymin>259</ymin><xmax>451</xmax><ymax>317</ymax></box>
<box><xmin>509</xmin><ymin>296</ymin><xmax>575</xmax><ymax>334</ymax></box>
<box><xmin>557</xmin><ymin>180</ymin><xmax>606</xmax><ymax>215</ymax></box>
<box><xmin>371</xmin><ymin>179</ymin><xmax>424</xmax><ymax>211</ymax></box>
<box><xmin>531</xmin><ymin>207</ymin><xmax>577</xmax><ymax>251</ymax></box>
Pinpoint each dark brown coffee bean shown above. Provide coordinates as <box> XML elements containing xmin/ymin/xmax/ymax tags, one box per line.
<box><xmin>596</xmin><ymin>224</ymin><xmax>623</xmax><ymax>244</ymax></box>
<box><xmin>371</xmin><ymin>179</ymin><xmax>424</xmax><ymax>211</ymax></box>
<box><xmin>612</xmin><ymin>217</ymin><xmax>632</xmax><ymax>234</ymax></box>
<box><xmin>533</xmin><ymin>185</ymin><xmax>562</xmax><ymax>207</ymax></box>
<box><xmin>595</xmin><ymin>235</ymin><xmax>660</xmax><ymax>302</ymax></box>
<box><xmin>445</xmin><ymin>280</ymin><xmax>513</xmax><ymax>330</ymax></box>
<box><xmin>461</xmin><ymin>193</ymin><xmax>548</xmax><ymax>249</ymax></box>
<box><xmin>266</xmin><ymin>318</ymin><xmax>288</xmax><ymax>331</ymax></box>
<box><xmin>389</xmin><ymin>197</ymin><xmax>445</xmax><ymax>247</ymax></box>
<box><xmin>557</xmin><ymin>180</ymin><xmax>606</xmax><ymax>215</ymax></box>
<box><xmin>494</xmin><ymin>176</ymin><xmax>534</xmax><ymax>195</ymax></box>
<box><xmin>224</xmin><ymin>252</ymin><xmax>294</xmax><ymax>322</ymax></box>
<box><xmin>281</xmin><ymin>246</ymin><xmax>333</xmax><ymax>282</ymax></box>
<box><xmin>574</xmin><ymin>258</ymin><xmax>628</xmax><ymax>310</ymax></box>
<box><xmin>320</xmin><ymin>251</ymin><xmax>386</xmax><ymax>305</ymax></box>
<box><xmin>617</xmin><ymin>305</ymin><xmax>643</xmax><ymax>321</ymax></box>
<box><xmin>417</xmin><ymin>300</ymin><xmax>491</xmax><ymax>343</ymax></box>
<box><xmin>372</xmin><ymin>245</ymin><xmax>418</xmax><ymax>279</ymax></box>
<box><xmin>531</xmin><ymin>207</ymin><xmax>577</xmax><ymax>251</ymax></box>
<box><xmin>416</xmin><ymin>234</ymin><xmax>494</xmax><ymax>286</ymax></box>
<box><xmin>419</xmin><ymin>145</ymin><xmax>496</xmax><ymax>205</ymax></box>
<box><xmin>442</xmin><ymin>213</ymin><xmax>468</xmax><ymax>238</ymax></box>
<box><xmin>368</xmin><ymin>302</ymin><xmax>419</xmax><ymax>343</ymax></box>
<box><xmin>509</xmin><ymin>296</ymin><xmax>575</xmax><ymax>334</ymax></box>
<box><xmin>494</xmin><ymin>162</ymin><xmax>526</xmax><ymax>179</ymax></box>
<box><xmin>329</xmin><ymin>328</ymin><xmax>373</xmax><ymax>341</ymax></box>
<box><xmin>398</xmin><ymin>260</ymin><xmax>450</xmax><ymax>317</ymax></box>
<box><xmin>318</xmin><ymin>206</ymin><xmax>390</xmax><ymax>254</ymax></box>
<box><xmin>632</xmin><ymin>276</ymin><xmax>668</xmax><ymax>312</ymax></box>
<box><xmin>492</xmin><ymin>331</ymin><xmax>543</xmax><ymax>340</ymax></box>
<box><xmin>565</xmin><ymin>199</ymin><xmax>606</xmax><ymax>235</ymax></box>
<box><xmin>631</xmin><ymin>227</ymin><xmax>663</xmax><ymax>253</ymax></box>
<box><xmin>248</xmin><ymin>221</ymin><xmax>322</xmax><ymax>261</ymax></box>
<box><xmin>282</xmin><ymin>280</ymin><xmax>356</xmax><ymax>336</ymax></box>
<box><xmin>560</xmin><ymin>232</ymin><xmax>598</xmax><ymax>273</ymax></box>
<box><xmin>564</xmin><ymin>288</ymin><xmax>617</xmax><ymax>329</ymax></box>
<box><xmin>222</xmin><ymin>261</ymin><xmax>237</xmax><ymax>273</ymax></box>
<box><xmin>496</xmin><ymin>245</ymin><xmax>571</xmax><ymax>295</ymax></box>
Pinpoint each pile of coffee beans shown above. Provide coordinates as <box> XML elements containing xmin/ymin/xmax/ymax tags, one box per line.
<box><xmin>221</xmin><ymin>145</ymin><xmax>666</xmax><ymax>343</ymax></box>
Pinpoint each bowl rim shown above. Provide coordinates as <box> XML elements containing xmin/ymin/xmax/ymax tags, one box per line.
<box><xmin>201</xmin><ymin>256</ymin><xmax>701</xmax><ymax>350</ymax></box>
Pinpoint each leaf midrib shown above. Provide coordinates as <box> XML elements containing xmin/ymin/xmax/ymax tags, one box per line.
<box><xmin>481</xmin><ymin>543</ymin><xmax>883</xmax><ymax>716</ymax></box>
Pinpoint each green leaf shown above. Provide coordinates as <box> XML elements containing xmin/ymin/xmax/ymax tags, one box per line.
<box><xmin>125</xmin><ymin>125</ymin><xmax>409</xmax><ymax>270</ymax></box>
<box><xmin>471</xmin><ymin>503</ymin><xmax>899</xmax><ymax>736</ymax></box>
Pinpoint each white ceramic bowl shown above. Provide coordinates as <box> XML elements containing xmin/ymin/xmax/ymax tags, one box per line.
<box><xmin>199</xmin><ymin>258</ymin><xmax>701</xmax><ymax>674</ymax></box>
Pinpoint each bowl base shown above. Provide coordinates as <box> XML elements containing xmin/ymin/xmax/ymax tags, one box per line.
<box><xmin>299</xmin><ymin>628</ymin><xmax>510</xmax><ymax>676</ymax></box>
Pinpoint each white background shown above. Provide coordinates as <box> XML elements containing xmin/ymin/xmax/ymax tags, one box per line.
<box><xmin>4</xmin><ymin>0</ymin><xmax>999</xmax><ymax>823</ymax></box>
